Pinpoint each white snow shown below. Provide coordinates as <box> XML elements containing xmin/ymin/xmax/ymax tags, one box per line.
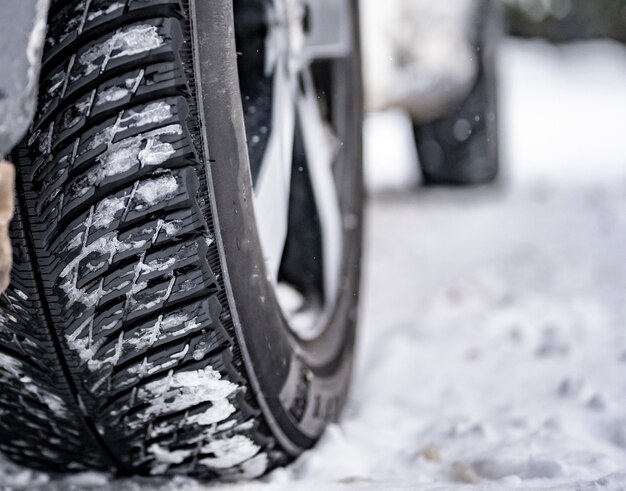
<box><xmin>96</xmin><ymin>86</ymin><xmax>129</xmax><ymax>105</ymax></box>
<box><xmin>194</xmin><ymin>400</ymin><xmax>237</xmax><ymax>426</ymax></box>
<box><xmin>199</xmin><ymin>436</ymin><xmax>262</xmax><ymax>470</ymax></box>
<box><xmin>75</xmin><ymin>118</ymin><xmax>181</xmax><ymax>199</ymax></box>
<box><xmin>96</xmin><ymin>70</ymin><xmax>146</xmax><ymax>106</ymax></box>
<box><xmin>132</xmin><ymin>367</ymin><xmax>268</xmax><ymax>477</ymax></box>
<box><xmin>134</xmin><ymin>174</ymin><xmax>179</xmax><ymax>207</ymax></box>
<box><xmin>13</xmin><ymin>289</ymin><xmax>28</xmax><ymax>301</ymax></box>
<box><xmin>138</xmin><ymin>135</ymin><xmax>179</xmax><ymax>167</ymax></box>
<box><xmin>48</xmin><ymin>71</ymin><xmax>65</xmax><ymax>94</ymax></box>
<box><xmin>138</xmin><ymin>367</ymin><xmax>240</xmax><ymax>421</ymax></box>
<box><xmin>3</xmin><ymin>38</ymin><xmax>626</xmax><ymax>489</ymax></box>
<box><xmin>66</xmin><ymin>232</ymin><xmax>84</xmax><ymax>250</ymax></box>
<box><xmin>142</xmin><ymin>256</ymin><xmax>177</xmax><ymax>273</ymax></box>
<box><xmin>79</xmin><ymin>25</ymin><xmax>163</xmax><ymax>76</ymax></box>
<box><xmin>91</xmin><ymin>197</ymin><xmax>126</xmax><ymax>229</ymax></box>
<box><xmin>86</xmin><ymin>2</ymin><xmax>125</xmax><ymax>22</ymax></box>
<box><xmin>60</xmin><ymin>231</ymin><xmax>147</xmax><ymax>308</ymax></box>
<box><xmin>161</xmin><ymin>220</ymin><xmax>183</xmax><ymax>237</ymax></box>
<box><xmin>0</xmin><ymin>353</ymin><xmax>23</xmax><ymax>378</ymax></box>
<box><xmin>89</xmin><ymin>103</ymin><xmax>174</xmax><ymax>151</ymax></box>
<box><xmin>125</xmin><ymin>313</ymin><xmax>202</xmax><ymax>351</ymax></box>
<box><xmin>65</xmin><ymin>317</ymin><xmax>118</xmax><ymax>370</ymax></box>
<box><xmin>148</xmin><ymin>444</ymin><xmax>192</xmax><ymax>465</ymax></box>
<box><xmin>0</xmin><ymin>354</ymin><xmax>68</xmax><ymax>418</ymax></box>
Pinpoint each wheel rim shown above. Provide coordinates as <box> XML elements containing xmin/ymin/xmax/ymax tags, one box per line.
<box><xmin>234</xmin><ymin>0</ymin><xmax>353</xmax><ymax>340</ymax></box>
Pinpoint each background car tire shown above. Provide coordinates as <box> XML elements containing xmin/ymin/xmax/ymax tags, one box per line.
<box><xmin>413</xmin><ymin>0</ymin><xmax>502</xmax><ymax>186</ymax></box>
<box><xmin>0</xmin><ymin>0</ymin><xmax>363</xmax><ymax>479</ymax></box>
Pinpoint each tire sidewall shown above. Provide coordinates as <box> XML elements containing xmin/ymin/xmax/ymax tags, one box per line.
<box><xmin>190</xmin><ymin>0</ymin><xmax>363</xmax><ymax>454</ymax></box>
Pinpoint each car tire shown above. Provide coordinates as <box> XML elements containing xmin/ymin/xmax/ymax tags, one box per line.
<box><xmin>0</xmin><ymin>0</ymin><xmax>363</xmax><ymax>479</ymax></box>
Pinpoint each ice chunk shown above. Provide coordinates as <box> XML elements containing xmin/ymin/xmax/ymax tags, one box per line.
<box><xmin>135</xmin><ymin>175</ymin><xmax>179</xmax><ymax>207</ymax></box>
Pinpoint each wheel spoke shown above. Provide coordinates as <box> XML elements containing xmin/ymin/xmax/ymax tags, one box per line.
<box><xmin>253</xmin><ymin>62</ymin><xmax>296</xmax><ymax>283</ymax></box>
<box><xmin>253</xmin><ymin>0</ymin><xmax>348</xmax><ymax>328</ymax></box>
<box><xmin>296</xmin><ymin>68</ymin><xmax>343</xmax><ymax>302</ymax></box>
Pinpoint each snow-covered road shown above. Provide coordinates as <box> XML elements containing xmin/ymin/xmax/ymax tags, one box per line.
<box><xmin>2</xmin><ymin>38</ymin><xmax>626</xmax><ymax>490</ymax></box>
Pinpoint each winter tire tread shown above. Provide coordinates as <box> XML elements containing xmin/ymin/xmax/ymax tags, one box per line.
<box><xmin>1</xmin><ymin>0</ymin><xmax>280</xmax><ymax>479</ymax></box>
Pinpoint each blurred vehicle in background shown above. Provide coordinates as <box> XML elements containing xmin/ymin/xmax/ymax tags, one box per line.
<box><xmin>0</xmin><ymin>1</ymin><xmax>48</xmax><ymax>295</ymax></box>
<box><xmin>362</xmin><ymin>0</ymin><xmax>503</xmax><ymax>185</ymax></box>
<box><xmin>506</xmin><ymin>0</ymin><xmax>626</xmax><ymax>43</ymax></box>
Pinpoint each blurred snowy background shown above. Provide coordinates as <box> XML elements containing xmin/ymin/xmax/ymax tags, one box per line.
<box><xmin>2</xmin><ymin>0</ymin><xmax>626</xmax><ymax>489</ymax></box>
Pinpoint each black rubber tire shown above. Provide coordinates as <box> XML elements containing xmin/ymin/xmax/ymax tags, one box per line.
<box><xmin>0</xmin><ymin>0</ymin><xmax>362</xmax><ymax>479</ymax></box>
<box><xmin>413</xmin><ymin>0</ymin><xmax>501</xmax><ymax>186</ymax></box>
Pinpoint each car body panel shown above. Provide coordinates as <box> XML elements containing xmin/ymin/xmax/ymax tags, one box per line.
<box><xmin>0</xmin><ymin>0</ymin><xmax>50</xmax><ymax>156</ymax></box>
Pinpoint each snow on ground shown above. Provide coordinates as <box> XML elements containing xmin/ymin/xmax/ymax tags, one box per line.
<box><xmin>2</xmin><ymin>38</ymin><xmax>626</xmax><ymax>490</ymax></box>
